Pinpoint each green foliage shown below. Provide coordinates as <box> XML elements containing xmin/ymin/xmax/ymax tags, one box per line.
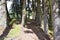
<box><xmin>9</xmin><ymin>19</ymin><xmax>16</xmax><ymax>25</ymax></box>
<box><xmin>4</xmin><ymin>23</ymin><xmax>21</xmax><ymax>40</ymax></box>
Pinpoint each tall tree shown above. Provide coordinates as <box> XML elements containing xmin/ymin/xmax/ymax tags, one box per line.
<box><xmin>0</xmin><ymin>0</ymin><xmax>7</xmax><ymax>28</ymax></box>
<box><xmin>21</xmin><ymin>0</ymin><xmax>26</xmax><ymax>26</ymax></box>
<box><xmin>0</xmin><ymin>0</ymin><xmax>7</xmax><ymax>37</ymax></box>
<box><xmin>48</xmin><ymin>0</ymin><xmax>53</xmax><ymax>36</ymax></box>
<box><xmin>32</xmin><ymin>0</ymin><xmax>36</xmax><ymax>19</ymax></box>
<box><xmin>35</xmin><ymin>0</ymin><xmax>41</xmax><ymax>26</ymax></box>
<box><xmin>20</xmin><ymin>0</ymin><xmax>23</xmax><ymax>21</ymax></box>
<box><xmin>42</xmin><ymin>0</ymin><xmax>49</xmax><ymax>34</ymax></box>
<box><xmin>51</xmin><ymin>0</ymin><xmax>60</xmax><ymax>40</ymax></box>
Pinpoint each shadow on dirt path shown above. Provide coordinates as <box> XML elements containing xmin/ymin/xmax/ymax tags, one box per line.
<box><xmin>24</xmin><ymin>22</ymin><xmax>51</xmax><ymax>40</ymax></box>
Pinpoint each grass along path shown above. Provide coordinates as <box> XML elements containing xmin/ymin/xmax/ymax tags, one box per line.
<box><xmin>4</xmin><ymin>23</ymin><xmax>21</xmax><ymax>40</ymax></box>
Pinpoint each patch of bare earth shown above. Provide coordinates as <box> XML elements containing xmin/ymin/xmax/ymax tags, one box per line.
<box><xmin>18</xmin><ymin>27</ymin><xmax>39</xmax><ymax>40</ymax></box>
<box><xmin>11</xmin><ymin>24</ymin><xmax>50</xmax><ymax>40</ymax></box>
<box><xmin>0</xmin><ymin>24</ymin><xmax>50</xmax><ymax>40</ymax></box>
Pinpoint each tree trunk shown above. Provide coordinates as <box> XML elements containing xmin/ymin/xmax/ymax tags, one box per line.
<box><xmin>20</xmin><ymin>0</ymin><xmax>23</xmax><ymax>21</ymax></box>
<box><xmin>51</xmin><ymin>0</ymin><xmax>60</xmax><ymax>40</ymax></box>
<box><xmin>42</xmin><ymin>0</ymin><xmax>48</xmax><ymax>34</ymax></box>
<box><xmin>35</xmin><ymin>0</ymin><xmax>41</xmax><ymax>26</ymax></box>
<box><xmin>21</xmin><ymin>0</ymin><xmax>26</xmax><ymax>26</ymax></box>
<box><xmin>32</xmin><ymin>0</ymin><xmax>36</xmax><ymax>19</ymax></box>
<box><xmin>0</xmin><ymin>0</ymin><xmax>7</xmax><ymax>28</ymax></box>
<box><xmin>0</xmin><ymin>0</ymin><xmax>7</xmax><ymax>36</ymax></box>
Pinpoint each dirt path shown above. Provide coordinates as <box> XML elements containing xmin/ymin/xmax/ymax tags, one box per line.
<box><xmin>17</xmin><ymin>27</ymin><xmax>39</xmax><ymax>40</ymax></box>
<box><xmin>0</xmin><ymin>24</ymin><xmax>50</xmax><ymax>40</ymax></box>
<box><xmin>10</xmin><ymin>24</ymin><xmax>50</xmax><ymax>40</ymax></box>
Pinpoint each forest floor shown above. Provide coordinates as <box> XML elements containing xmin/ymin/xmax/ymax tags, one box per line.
<box><xmin>0</xmin><ymin>22</ymin><xmax>53</xmax><ymax>40</ymax></box>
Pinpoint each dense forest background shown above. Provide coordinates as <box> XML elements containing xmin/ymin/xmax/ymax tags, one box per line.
<box><xmin>0</xmin><ymin>0</ymin><xmax>60</xmax><ymax>40</ymax></box>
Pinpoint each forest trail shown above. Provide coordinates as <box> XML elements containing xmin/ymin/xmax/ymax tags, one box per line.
<box><xmin>0</xmin><ymin>22</ymin><xmax>50</xmax><ymax>40</ymax></box>
<box><xmin>9</xmin><ymin>21</ymin><xmax>50</xmax><ymax>40</ymax></box>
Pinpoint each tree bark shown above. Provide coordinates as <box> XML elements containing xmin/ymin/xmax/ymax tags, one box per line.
<box><xmin>51</xmin><ymin>0</ymin><xmax>60</xmax><ymax>40</ymax></box>
<box><xmin>0</xmin><ymin>0</ymin><xmax>7</xmax><ymax>28</ymax></box>
<box><xmin>32</xmin><ymin>0</ymin><xmax>36</xmax><ymax>19</ymax></box>
<box><xmin>35</xmin><ymin>0</ymin><xmax>41</xmax><ymax>26</ymax></box>
<box><xmin>0</xmin><ymin>0</ymin><xmax>7</xmax><ymax>36</ymax></box>
<box><xmin>42</xmin><ymin>0</ymin><xmax>48</xmax><ymax>34</ymax></box>
<box><xmin>21</xmin><ymin>0</ymin><xmax>26</xmax><ymax>26</ymax></box>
